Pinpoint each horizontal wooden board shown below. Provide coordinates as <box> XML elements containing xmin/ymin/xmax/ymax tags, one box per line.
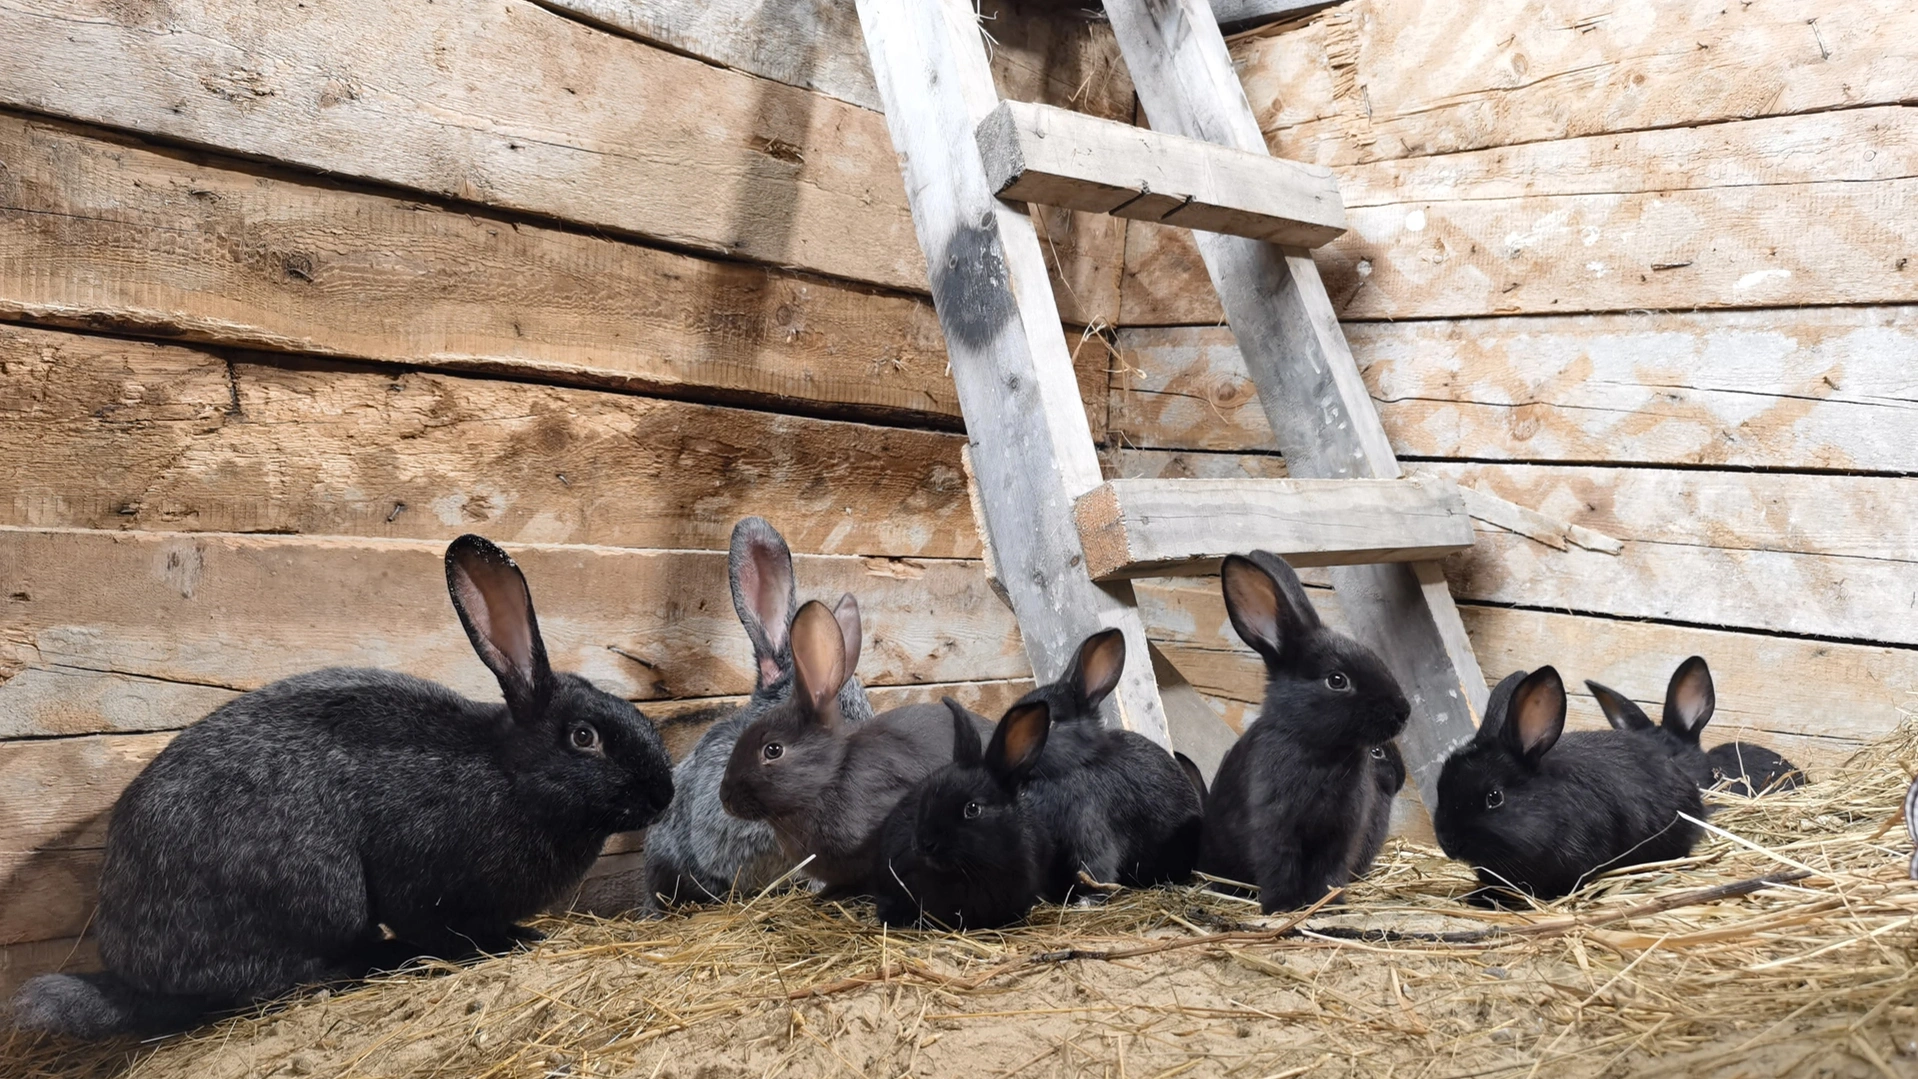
<box><xmin>0</xmin><ymin>0</ymin><xmax>934</xmax><ymax>292</ymax></box>
<box><xmin>0</xmin><ymin>530</ymin><xmax>1027</xmax><ymax>727</ymax></box>
<box><xmin>1231</xmin><ymin>0</ymin><xmax>1918</xmax><ymax>168</ymax></box>
<box><xmin>1073</xmin><ymin>475</ymin><xmax>1469</xmax><ymax>579</ymax></box>
<box><xmin>977</xmin><ymin>100</ymin><xmax>1346</xmax><ymax>247</ymax></box>
<box><xmin>541</xmin><ymin>0</ymin><xmax>1137</xmax><ymax>120</ymax></box>
<box><xmin>0</xmin><ymin>323</ymin><xmax>984</xmax><ymax>557</ymax></box>
<box><xmin>0</xmin><ymin>114</ymin><xmax>974</xmax><ymax>424</ymax></box>
<box><xmin>1137</xmin><ymin>578</ymin><xmax>1917</xmax><ymax>754</ymax></box>
<box><xmin>1110</xmin><ymin>309</ymin><xmax>1918</xmax><ymax>472</ymax></box>
<box><xmin>1123</xmin><ymin>107</ymin><xmax>1918</xmax><ymax>324</ymax></box>
<box><xmin>0</xmin><ymin>4</ymin><xmax>1123</xmax><ymax>324</ymax></box>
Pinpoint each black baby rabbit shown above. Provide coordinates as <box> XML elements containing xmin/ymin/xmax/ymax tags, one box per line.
<box><xmin>1352</xmin><ymin>741</ymin><xmax>1408</xmax><ymax>877</ymax></box>
<box><xmin>1588</xmin><ymin>656</ymin><xmax>1803</xmax><ymax>797</ymax></box>
<box><xmin>720</xmin><ymin>600</ymin><xmax>989</xmax><ymax>894</ymax></box>
<box><xmin>11</xmin><ymin>536</ymin><xmax>675</xmax><ymax>1038</ymax></box>
<box><xmin>641</xmin><ymin>518</ymin><xmax>873</xmax><ymax>911</ymax></box>
<box><xmin>1021</xmin><ymin>629</ymin><xmax>1204</xmax><ymax>898</ymax></box>
<box><xmin>1197</xmin><ymin>552</ymin><xmax>1411</xmax><ymax>913</ymax></box>
<box><xmin>872</xmin><ymin>698</ymin><xmax>1053</xmax><ymax>929</ymax></box>
<box><xmin>1435</xmin><ymin>667</ymin><xmax>1703</xmax><ymax>904</ymax></box>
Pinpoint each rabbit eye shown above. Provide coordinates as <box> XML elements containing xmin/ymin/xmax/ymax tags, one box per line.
<box><xmin>569</xmin><ymin>723</ymin><xmax>601</xmax><ymax>752</ymax></box>
<box><xmin>1485</xmin><ymin>789</ymin><xmax>1504</xmax><ymax>809</ymax></box>
<box><xmin>762</xmin><ymin>742</ymin><xmax>784</xmax><ymax>762</ymax></box>
<box><xmin>962</xmin><ymin>801</ymin><xmax>981</xmax><ymax>820</ymax></box>
<box><xmin>1370</xmin><ymin>746</ymin><xmax>1387</xmax><ymax>760</ymax></box>
<box><xmin>1325</xmin><ymin>671</ymin><xmax>1351</xmax><ymax>691</ymax></box>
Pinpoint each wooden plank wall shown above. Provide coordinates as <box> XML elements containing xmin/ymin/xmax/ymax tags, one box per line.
<box><xmin>0</xmin><ymin>0</ymin><xmax>1139</xmax><ymax>996</ymax></box>
<box><xmin>1116</xmin><ymin>1</ymin><xmax>1918</xmax><ymax>772</ymax></box>
<box><xmin>3</xmin><ymin>0</ymin><xmax>1914</xmax><ymax>998</ymax></box>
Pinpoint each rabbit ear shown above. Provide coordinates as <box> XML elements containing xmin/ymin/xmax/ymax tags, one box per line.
<box><xmin>985</xmin><ymin>701</ymin><xmax>1050</xmax><ymax>787</ymax></box>
<box><xmin>831</xmin><ymin>593</ymin><xmax>863</xmax><ymax>681</ymax></box>
<box><xmin>1067</xmin><ymin>628</ymin><xmax>1127</xmax><ymax>710</ymax></box>
<box><xmin>1662</xmin><ymin>656</ymin><xmax>1715</xmax><ymax>743</ymax></box>
<box><xmin>1476</xmin><ymin>669</ymin><xmax>1530</xmax><ymax>743</ymax></box>
<box><xmin>788</xmin><ymin>600</ymin><xmax>848</xmax><ymax>726</ymax></box>
<box><xmin>446</xmin><ymin>535</ymin><xmax>553</xmax><ymax>720</ymax></box>
<box><xmin>1500</xmin><ymin>666</ymin><xmax>1566</xmax><ymax>766</ymax></box>
<box><xmin>944</xmin><ymin>698</ymin><xmax>984</xmax><ymax>769</ymax></box>
<box><xmin>730</xmin><ymin>517</ymin><xmax>797</xmax><ymax>688</ymax></box>
<box><xmin>1220</xmin><ymin>552</ymin><xmax>1321</xmax><ymax>665</ymax></box>
<box><xmin>1586</xmin><ymin>680</ymin><xmax>1654</xmax><ymax>732</ymax></box>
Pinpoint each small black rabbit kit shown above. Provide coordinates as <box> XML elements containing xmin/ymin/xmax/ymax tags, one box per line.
<box><xmin>7</xmin><ymin>526</ymin><xmax>1825</xmax><ymax>1045</ymax></box>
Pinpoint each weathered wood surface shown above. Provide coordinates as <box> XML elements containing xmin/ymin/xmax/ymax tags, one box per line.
<box><xmin>0</xmin><ymin>530</ymin><xmax>1026</xmax><ymax>726</ymax></box>
<box><xmin>0</xmin><ymin>324</ymin><xmax>985</xmax><ymax>557</ymax></box>
<box><xmin>1074</xmin><ymin>476</ymin><xmax>1470</xmax><ymax>580</ymax></box>
<box><xmin>1110</xmin><ymin>310</ymin><xmax>1918</xmax><ymax>473</ymax></box>
<box><xmin>1123</xmin><ymin>107</ymin><xmax>1918</xmax><ymax>324</ymax></box>
<box><xmin>0</xmin><ymin>115</ymin><xmax>983</xmax><ymax>425</ymax></box>
<box><xmin>855</xmin><ymin>0</ymin><xmax>1171</xmax><ymax>746</ymax></box>
<box><xmin>1212</xmin><ymin>0</ymin><xmax>1333</xmax><ymax>30</ymax></box>
<box><xmin>0</xmin><ymin>936</ymin><xmax>95</xmax><ymax>1002</ymax></box>
<box><xmin>1431</xmin><ymin>464</ymin><xmax>1918</xmax><ymax>647</ymax></box>
<box><xmin>977</xmin><ymin>100</ymin><xmax>1346</xmax><ymax>247</ymax></box>
<box><xmin>1231</xmin><ymin>0</ymin><xmax>1918</xmax><ymax>168</ymax></box>
<box><xmin>1104</xmin><ymin>0</ymin><xmax>1487</xmax><ymax>802</ymax></box>
<box><xmin>1135</xmin><ymin>578</ymin><xmax>1917</xmax><ymax>754</ymax></box>
<box><xmin>540</xmin><ymin>0</ymin><xmax>1137</xmax><ymax>121</ymax></box>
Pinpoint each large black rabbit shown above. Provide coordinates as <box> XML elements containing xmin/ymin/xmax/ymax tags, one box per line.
<box><xmin>719</xmin><ymin>600</ymin><xmax>989</xmax><ymax>894</ymax></box>
<box><xmin>1588</xmin><ymin>656</ymin><xmax>1803</xmax><ymax>797</ymax></box>
<box><xmin>1434</xmin><ymin>667</ymin><xmax>1704</xmax><ymax>904</ymax></box>
<box><xmin>1020</xmin><ymin>629</ymin><xmax>1204</xmax><ymax>899</ymax></box>
<box><xmin>640</xmin><ymin>518</ymin><xmax>874</xmax><ymax>911</ymax></box>
<box><xmin>11</xmin><ymin>536</ymin><xmax>675</xmax><ymax>1038</ymax></box>
<box><xmin>871</xmin><ymin>698</ymin><xmax>1053</xmax><ymax>930</ymax></box>
<box><xmin>1197</xmin><ymin>552</ymin><xmax>1411</xmax><ymax>913</ymax></box>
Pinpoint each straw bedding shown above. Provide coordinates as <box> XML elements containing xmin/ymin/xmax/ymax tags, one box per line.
<box><xmin>8</xmin><ymin>713</ymin><xmax>1917</xmax><ymax>1079</ymax></box>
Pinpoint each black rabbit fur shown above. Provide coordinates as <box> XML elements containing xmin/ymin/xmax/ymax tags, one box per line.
<box><xmin>1197</xmin><ymin>552</ymin><xmax>1411</xmax><ymax>913</ymax></box>
<box><xmin>1588</xmin><ymin>656</ymin><xmax>1804</xmax><ymax>797</ymax></box>
<box><xmin>1435</xmin><ymin>667</ymin><xmax>1703</xmax><ymax>904</ymax></box>
<box><xmin>871</xmin><ymin>699</ymin><xmax>1054</xmax><ymax>930</ymax></box>
<box><xmin>1020</xmin><ymin>629</ymin><xmax>1205</xmax><ymax>900</ymax></box>
<box><xmin>1707</xmin><ymin>741</ymin><xmax>1806</xmax><ymax>796</ymax></box>
<box><xmin>10</xmin><ymin>535</ymin><xmax>674</xmax><ymax>1039</ymax></box>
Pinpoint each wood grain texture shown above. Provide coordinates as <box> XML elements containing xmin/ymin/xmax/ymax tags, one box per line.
<box><xmin>977</xmin><ymin>99</ymin><xmax>1346</xmax><ymax>247</ymax></box>
<box><xmin>1231</xmin><ymin>0</ymin><xmax>1918</xmax><ymax>168</ymax></box>
<box><xmin>855</xmin><ymin>0</ymin><xmax>1172</xmax><ymax>745</ymax></box>
<box><xmin>0</xmin><ymin>324</ymin><xmax>982</xmax><ymax>558</ymax></box>
<box><xmin>1073</xmin><ymin>475</ymin><xmax>1470</xmax><ymax>579</ymax></box>
<box><xmin>1105</xmin><ymin>0</ymin><xmax>1488</xmax><ymax>801</ymax></box>
<box><xmin>1136</xmin><ymin>578</ymin><xmax>1917</xmax><ymax>754</ymax></box>
<box><xmin>0</xmin><ymin>936</ymin><xmax>95</xmax><ymax>1002</ymax></box>
<box><xmin>1111</xmin><ymin>309</ymin><xmax>1918</xmax><ymax>473</ymax></box>
<box><xmin>1124</xmin><ymin>107</ymin><xmax>1918</xmax><ymax>324</ymax></box>
<box><xmin>0</xmin><ymin>530</ymin><xmax>1026</xmax><ymax>722</ymax></box>
<box><xmin>0</xmin><ymin>114</ymin><xmax>982</xmax><ymax>424</ymax></box>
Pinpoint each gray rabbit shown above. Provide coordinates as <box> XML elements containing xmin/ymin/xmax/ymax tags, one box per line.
<box><xmin>640</xmin><ymin>517</ymin><xmax>873</xmax><ymax>911</ymax></box>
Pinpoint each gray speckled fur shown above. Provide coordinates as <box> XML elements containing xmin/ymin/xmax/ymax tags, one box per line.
<box><xmin>639</xmin><ymin>518</ymin><xmax>873</xmax><ymax>912</ymax></box>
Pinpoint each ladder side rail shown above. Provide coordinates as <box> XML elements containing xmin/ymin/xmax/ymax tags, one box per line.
<box><xmin>1102</xmin><ymin>0</ymin><xmax>1489</xmax><ymax>803</ymax></box>
<box><xmin>851</xmin><ymin>0</ymin><xmax>1171</xmax><ymax>746</ymax></box>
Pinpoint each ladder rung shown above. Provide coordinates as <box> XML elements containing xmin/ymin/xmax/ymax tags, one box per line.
<box><xmin>1073</xmin><ymin>476</ymin><xmax>1473</xmax><ymax>581</ymax></box>
<box><xmin>975</xmin><ymin>99</ymin><xmax>1347</xmax><ymax>248</ymax></box>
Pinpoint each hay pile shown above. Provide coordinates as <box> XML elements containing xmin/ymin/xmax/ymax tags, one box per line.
<box><xmin>9</xmin><ymin>717</ymin><xmax>1918</xmax><ymax>1079</ymax></box>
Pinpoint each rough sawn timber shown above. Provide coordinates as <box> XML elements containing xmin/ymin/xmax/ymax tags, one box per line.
<box><xmin>1230</xmin><ymin>0</ymin><xmax>1918</xmax><ymax>168</ymax></box>
<box><xmin>853</xmin><ymin>0</ymin><xmax>1171</xmax><ymax>746</ymax></box>
<box><xmin>1074</xmin><ymin>476</ymin><xmax>1471</xmax><ymax>580</ymax></box>
<box><xmin>1109</xmin><ymin>310</ymin><xmax>1918</xmax><ymax>474</ymax></box>
<box><xmin>0</xmin><ymin>324</ymin><xmax>983</xmax><ymax>559</ymax></box>
<box><xmin>1103</xmin><ymin>0</ymin><xmax>1487</xmax><ymax>802</ymax></box>
<box><xmin>976</xmin><ymin>99</ymin><xmax>1346</xmax><ymax>248</ymax></box>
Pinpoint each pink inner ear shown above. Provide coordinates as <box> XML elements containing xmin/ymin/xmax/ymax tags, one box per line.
<box><xmin>1223</xmin><ymin>563</ymin><xmax>1281</xmax><ymax>649</ymax></box>
<box><xmin>456</xmin><ymin>563</ymin><xmax>534</xmax><ymax>674</ymax></box>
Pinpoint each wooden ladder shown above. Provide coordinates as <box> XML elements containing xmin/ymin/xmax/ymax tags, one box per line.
<box><xmin>853</xmin><ymin>0</ymin><xmax>1489</xmax><ymax>803</ymax></box>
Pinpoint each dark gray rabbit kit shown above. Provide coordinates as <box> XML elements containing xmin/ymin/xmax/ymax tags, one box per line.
<box><xmin>1434</xmin><ymin>666</ymin><xmax>1704</xmax><ymax>904</ymax></box>
<box><xmin>640</xmin><ymin>517</ymin><xmax>874</xmax><ymax>912</ymax></box>
<box><xmin>11</xmin><ymin>535</ymin><xmax>675</xmax><ymax>1039</ymax></box>
<box><xmin>1020</xmin><ymin>629</ymin><xmax>1205</xmax><ymax>899</ymax></box>
<box><xmin>1197</xmin><ymin>552</ymin><xmax>1411</xmax><ymax>913</ymax></box>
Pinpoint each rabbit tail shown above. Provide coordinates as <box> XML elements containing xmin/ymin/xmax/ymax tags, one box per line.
<box><xmin>12</xmin><ymin>971</ymin><xmax>218</xmax><ymax>1039</ymax></box>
